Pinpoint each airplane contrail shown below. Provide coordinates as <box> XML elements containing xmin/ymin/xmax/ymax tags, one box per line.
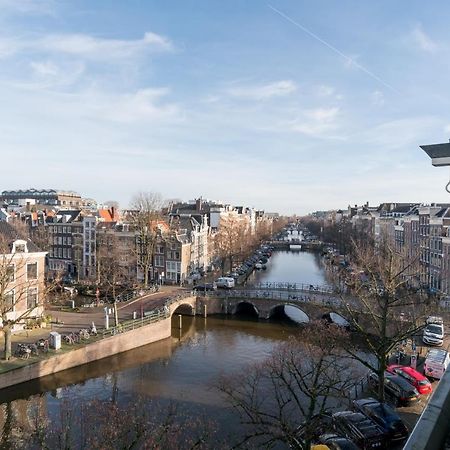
<box><xmin>267</xmin><ymin>4</ymin><xmax>399</xmax><ymax>94</ymax></box>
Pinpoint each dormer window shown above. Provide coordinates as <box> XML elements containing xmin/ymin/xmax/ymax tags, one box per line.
<box><xmin>12</xmin><ymin>240</ymin><xmax>28</xmax><ymax>253</ymax></box>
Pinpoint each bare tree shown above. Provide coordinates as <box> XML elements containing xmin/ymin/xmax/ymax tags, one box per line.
<box><xmin>335</xmin><ymin>236</ymin><xmax>435</xmax><ymax>402</ymax></box>
<box><xmin>6</xmin><ymin>396</ymin><xmax>222</xmax><ymax>450</ymax></box>
<box><xmin>97</xmin><ymin>230</ymin><xmax>135</xmax><ymax>326</ymax></box>
<box><xmin>214</xmin><ymin>215</ymin><xmax>249</xmax><ymax>274</ymax></box>
<box><xmin>130</xmin><ymin>192</ymin><xmax>164</xmax><ymax>288</ymax></box>
<box><xmin>0</xmin><ymin>231</ymin><xmax>48</xmax><ymax>360</ymax></box>
<box><xmin>218</xmin><ymin>323</ymin><xmax>361</xmax><ymax>449</ymax></box>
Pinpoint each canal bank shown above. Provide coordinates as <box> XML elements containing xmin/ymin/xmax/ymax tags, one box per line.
<box><xmin>0</xmin><ymin>250</ymin><xmax>379</xmax><ymax>447</ymax></box>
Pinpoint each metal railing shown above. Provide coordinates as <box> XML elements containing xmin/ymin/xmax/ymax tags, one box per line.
<box><xmin>197</xmin><ymin>288</ymin><xmax>343</xmax><ymax>308</ymax></box>
<box><xmin>100</xmin><ymin>291</ymin><xmax>195</xmax><ymax>337</ymax></box>
<box><xmin>81</xmin><ymin>286</ymin><xmax>159</xmax><ymax>308</ymax></box>
<box><xmin>101</xmin><ymin>308</ymin><xmax>169</xmax><ymax>337</ymax></box>
<box><xmin>244</xmin><ymin>282</ymin><xmax>334</xmax><ymax>295</ymax></box>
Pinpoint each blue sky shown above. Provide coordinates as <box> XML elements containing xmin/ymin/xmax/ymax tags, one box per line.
<box><xmin>1</xmin><ymin>0</ymin><xmax>450</xmax><ymax>214</ymax></box>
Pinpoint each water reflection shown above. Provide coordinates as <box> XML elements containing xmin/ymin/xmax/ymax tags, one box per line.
<box><xmin>247</xmin><ymin>250</ymin><xmax>330</xmax><ymax>286</ymax></box>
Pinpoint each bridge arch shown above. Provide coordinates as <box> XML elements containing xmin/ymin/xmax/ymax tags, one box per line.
<box><xmin>321</xmin><ymin>311</ymin><xmax>350</xmax><ymax>328</ymax></box>
<box><xmin>233</xmin><ymin>301</ymin><xmax>259</xmax><ymax>318</ymax></box>
<box><xmin>171</xmin><ymin>303</ymin><xmax>195</xmax><ymax>317</ymax></box>
<box><xmin>268</xmin><ymin>303</ymin><xmax>310</xmax><ymax>323</ymax></box>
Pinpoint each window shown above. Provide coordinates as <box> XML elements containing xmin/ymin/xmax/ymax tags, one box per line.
<box><xmin>27</xmin><ymin>262</ymin><xmax>38</xmax><ymax>280</ymax></box>
<box><xmin>4</xmin><ymin>290</ymin><xmax>14</xmax><ymax>311</ymax></box>
<box><xmin>6</xmin><ymin>265</ymin><xmax>15</xmax><ymax>282</ymax></box>
<box><xmin>14</xmin><ymin>244</ymin><xmax>26</xmax><ymax>253</ymax></box>
<box><xmin>27</xmin><ymin>287</ymin><xmax>38</xmax><ymax>309</ymax></box>
<box><xmin>155</xmin><ymin>255</ymin><xmax>164</xmax><ymax>267</ymax></box>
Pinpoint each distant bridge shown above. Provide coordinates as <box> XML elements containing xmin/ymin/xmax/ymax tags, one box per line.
<box><xmin>267</xmin><ymin>240</ymin><xmax>324</xmax><ymax>251</ymax></box>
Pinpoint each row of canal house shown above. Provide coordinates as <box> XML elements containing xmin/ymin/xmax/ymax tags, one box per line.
<box><xmin>2</xmin><ymin>207</ymin><xmax>211</xmax><ymax>285</ymax></box>
<box><xmin>1</xmin><ymin>190</ymin><xmax>273</xmax><ymax>286</ymax></box>
<box><xmin>346</xmin><ymin>202</ymin><xmax>450</xmax><ymax>298</ymax></box>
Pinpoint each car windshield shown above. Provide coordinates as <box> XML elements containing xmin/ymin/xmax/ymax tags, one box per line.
<box><xmin>418</xmin><ymin>380</ymin><xmax>430</xmax><ymax>386</ymax></box>
<box><xmin>427</xmin><ymin>324</ymin><xmax>442</xmax><ymax>334</ymax></box>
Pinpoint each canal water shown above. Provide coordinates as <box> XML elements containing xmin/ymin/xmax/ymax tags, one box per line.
<box><xmin>0</xmin><ymin>250</ymin><xmax>331</xmax><ymax>446</ymax></box>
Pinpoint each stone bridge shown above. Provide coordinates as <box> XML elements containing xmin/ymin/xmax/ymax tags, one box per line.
<box><xmin>162</xmin><ymin>290</ymin><xmax>350</xmax><ymax>324</ymax></box>
<box><xmin>152</xmin><ymin>288</ymin><xmax>357</xmax><ymax>326</ymax></box>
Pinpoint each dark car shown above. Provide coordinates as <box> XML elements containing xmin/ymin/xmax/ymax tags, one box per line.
<box><xmin>318</xmin><ymin>433</ymin><xmax>359</xmax><ymax>450</ymax></box>
<box><xmin>352</xmin><ymin>398</ymin><xmax>409</xmax><ymax>443</ymax></box>
<box><xmin>192</xmin><ymin>283</ymin><xmax>217</xmax><ymax>292</ymax></box>
<box><xmin>368</xmin><ymin>372</ymin><xmax>419</xmax><ymax>406</ymax></box>
<box><xmin>332</xmin><ymin>411</ymin><xmax>385</xmax><ymax>449</ymax></box>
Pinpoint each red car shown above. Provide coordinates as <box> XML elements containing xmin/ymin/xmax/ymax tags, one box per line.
<box><xmin>387</xmin><ymin>365</ymin><xmax>432</xmax><ymax>395</ymax></box>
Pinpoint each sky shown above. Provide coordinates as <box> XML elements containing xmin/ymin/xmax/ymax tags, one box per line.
<box><xmin>1</xmin><ymin>0</ymin><xmax>450</xmax><ymax>215</ymax></box>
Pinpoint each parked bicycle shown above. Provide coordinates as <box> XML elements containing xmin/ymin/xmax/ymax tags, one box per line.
<box><xmin>79</xmin><ymin>329</ymin><xmax>90</xmax><ymax>340</ymax></box>
<box><xmin>14</xmin><ymin>344</ymin><xmax>32</xmax><ymax>359</ymax></box>
<box><xmin>36</xmin><ymin>338</ymin><xmax>49</xmax><ymax>353</ymax></box>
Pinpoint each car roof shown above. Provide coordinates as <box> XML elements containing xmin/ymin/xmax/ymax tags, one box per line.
<box><xmin>386</xmin><ymin>373</ymin><xmax>418</xmax><ymax>391</ymax></box>
<box><xmin>389</xmin><ymin>365</ymin><xmax>427</xmax><ymax>381</ymax></box>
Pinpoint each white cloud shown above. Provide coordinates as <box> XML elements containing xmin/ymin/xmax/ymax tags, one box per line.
<box><xmin>290</xmin><ymin>107</ymin><xmax>340</xmax><ymax>137</ymax></box>
<box><xmin>227</xmin><ymin>80</ymin><xmax>297</xmax><ymax>100</ymax></box>
<box><xmin>26</xmin><ymin>60</ymin><xmax>85</xmax><ymax>88</ymax></box>
<box><xmin>86</xmin><ymin>88</ymin><xmax>181</xmax><ymax>123</ymax></box>
<box><xmin>0</xmin><ymin>31</ymin><xmax>173</xmax><ymax>61</ymax></box>
<box><xmin>358</xmin><ymin>116</ymin><xmax>440</xmax><ymax>151</ymax></box>
<box><xmin>411</xmin><ymin>25</ymin><xmax>437</xmax><ymax>53</ymax></box>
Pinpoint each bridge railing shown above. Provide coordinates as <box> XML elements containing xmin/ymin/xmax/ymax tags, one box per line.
<box><xmin>244</xmin><ymin>282</ymin><xmax>334</xmax><ymax>295</ymax></box>
<box><xmin>101</xmin><ymin>291</ymin><xmax>195</xmax><ymax>337</ymax></box>
<box><xmin>197</xmin><ymin>289</ymin><xmax>343</xmax><ymax>308</ymax></box>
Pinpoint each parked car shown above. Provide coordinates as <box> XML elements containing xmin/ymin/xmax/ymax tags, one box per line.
<box><xmin>386</xmin><ymin>365</ymin><xmax>432</xmax><ymax>395</ymax></box>
<box><xmin>331</xmin><ymin>411</ymin><xmax>385</xmax><ymax>449</ymax></box>
<box><xmin>352</xmin><ymin>398</ymin><xmax>409</xmax><ymax>443</ymax></box>
<box><xmin>422</xmin><ymin>316</ymin><xmax>444</xmax><ymax>346</ymax></box>
<box><xmin>216</xmin><ymin>277</ymin><xmax>235</xmax><ymax>289</ymax></box>
<box><xmin>192</xmin><ymin>283</ymin><xmax>217</xmax><ymax>292</ymax></box>
<box><xmin>368</xmin><ymin>372</ymin><xmax>419</xmax><ymax>406</ymax></box>
<box><xmin>424</xmin><ymin>348</ymin><xmax>450</xmax><ymax>380</ymax></box>
<box><xmin>317</xmin><ymin>433</ymin><xmax>359</xmax><ymax>449</ymax></box>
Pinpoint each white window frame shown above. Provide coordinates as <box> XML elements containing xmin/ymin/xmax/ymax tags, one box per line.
<box><xmin>27</xmin><ymin>287</ymin><xmax>38</xmax><ymax>310</ymax></box>
<box><xmin>26</xmin><ymin>261</ymin><xmax>38</xmax><ymax>281</ymax></box>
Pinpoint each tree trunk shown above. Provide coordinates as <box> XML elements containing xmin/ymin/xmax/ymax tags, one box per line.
<box><xmin>3</xmin><ymin>325</ymin><xmax>12</xmax><ymax>360</ymax></box>
<box><xmin>377</xmin><ymin>351</ymin><xmax>387</xmax><ymax>402</ymax></box>
<box><xmin>143</xmin><ymin>264</ymin><xmax>148</xmax><ymax>288</ymax></box>
<box><xmin>113</xmin><ymin>301</ymin><xmax>119</xmax><ymax>327</ymax></box>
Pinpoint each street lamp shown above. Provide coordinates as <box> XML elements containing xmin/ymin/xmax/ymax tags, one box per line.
<box><xmin>420</xmin><ymin>141</ymin><xmax>450</xmax><ymax>192</ymax></box>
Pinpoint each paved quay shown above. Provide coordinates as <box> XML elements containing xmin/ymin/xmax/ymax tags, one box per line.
<box><xmin>0</xmin><ymin>286</ymin><xmax>185</xmax><ymax>360</ymax></box>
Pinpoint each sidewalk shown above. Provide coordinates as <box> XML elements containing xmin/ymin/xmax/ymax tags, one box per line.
<box><xmin>0</xmin><ymin>285</ymin><xmax>184</xmax><ymax>361</ymax></box>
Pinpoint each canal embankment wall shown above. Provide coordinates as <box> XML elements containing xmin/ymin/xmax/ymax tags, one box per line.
<box><xmin>0</xmin><ymin>316</ymin><xmax>172</xmax><ymax>391</ymax></box>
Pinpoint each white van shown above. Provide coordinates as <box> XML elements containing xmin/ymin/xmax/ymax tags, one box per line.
<box><xmin>216</xmin><ymin>277</ymin><xmax>235</xmax><ymax>289</ymax></box>
<box><xmin>423</xmin><ymin>348</ymin><xmax>450</xmax><ymax>380</ymax></box>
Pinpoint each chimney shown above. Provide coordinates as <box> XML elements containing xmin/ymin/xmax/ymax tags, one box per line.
<box><xmin>196</xmin><ymin>197</ymin><xmax>203</xmax><ymax>212</ymax></box>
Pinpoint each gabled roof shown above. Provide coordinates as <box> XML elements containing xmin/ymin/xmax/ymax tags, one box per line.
<box><xmin>0</xmin><ymin>222</ymin><xmax>41</xmax><ymax>252</ymax></box>
<box><xmin>98</xmin><ymin>208</ymin><xmax>119</xmax><ymax>222</ymax></box>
